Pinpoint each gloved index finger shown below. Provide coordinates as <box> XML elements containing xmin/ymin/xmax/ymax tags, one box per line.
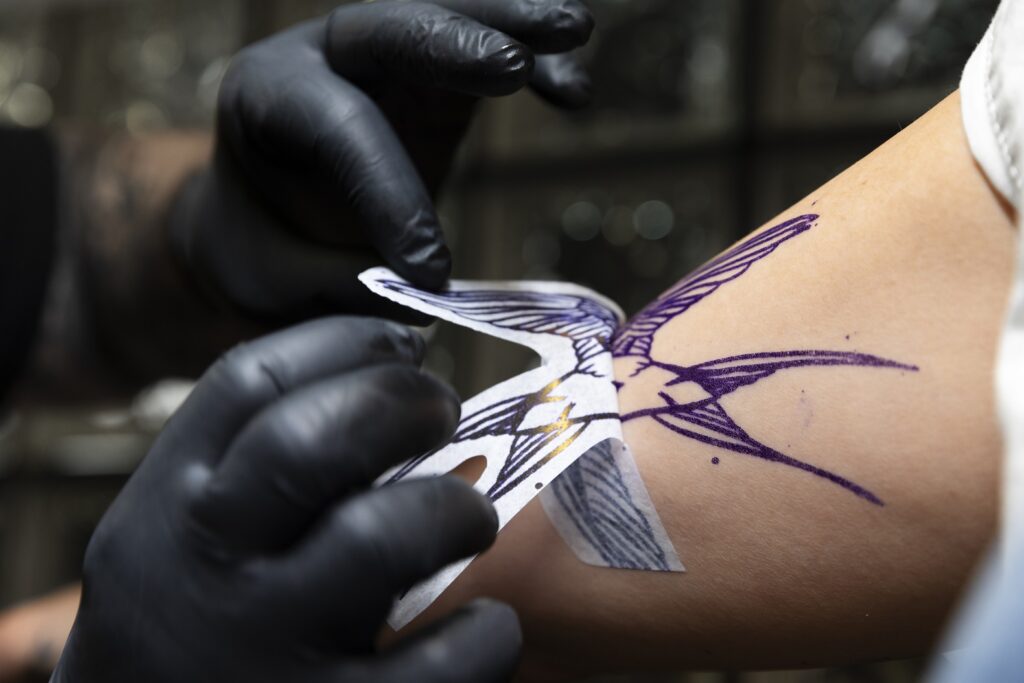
<box><xmin>531</xmin><ymin>52</ymin><xmax>592</xmax><ymax>109</ymax></box>
<box><xmin>233</xmin><ymin>66</ymin><xmax>452</xmax><ymax>289</ymax></box>
<box><xmin>263</xmin><ymin>477</ymin><xmax>498</xmax><ymax>633</ymax></box>
<box><xmin>189</xmin><ymin>364</ymin><xmax>462</xmax><ymax>555</ymax></box>
<box><xmin>435</xmin><ymin>0</ymin><xmax>595</xmax><ymax>54</ymax></box>
<box><xmin>334</xmin><ymin>90</ymin><xmax>453</xmax><ymax>290</ymax></box>
<box><xmin>175</xmin><ymin>316</ymin><xmax>424</xmax><ymax>459</ymax></box>
<box><xmin>326</xmin><ymin>2</ymin><xmax>534</xmax><ymax>97</ymax></box>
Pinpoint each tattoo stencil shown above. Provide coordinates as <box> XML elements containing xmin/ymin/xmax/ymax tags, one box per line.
<box><xmin>360</xmin><ymin>213</ymin><xmax>917</xmax><ymax>622</ymax></box>
<box><xmin>540</xmin><ymin>438</ymin><xmax>684</xmax><ymax>572</ymax></box>
<box><xmin>360</xmin><ymin>269</ymin><xmax>648</xmax><ymax>628</ymax></box>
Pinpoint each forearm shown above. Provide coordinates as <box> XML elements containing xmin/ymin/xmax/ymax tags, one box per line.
<box><xmin>420</xmin><ymin>91</ymin><xmax>1016</xmax><ymax>678</ymax></box>
<box><xmin>21</xmin><ymin>129</ymin><xmax>264</xmax><ymax>403</ymax></box>
<box><xmin>0</xmin><ymin>584</ymin><xmax>79</xmax><ymax>681</ymax></box>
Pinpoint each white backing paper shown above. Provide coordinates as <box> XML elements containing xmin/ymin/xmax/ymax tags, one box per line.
<box><xmin>359</xmin><ymin>268</ymin><xmax>681</xmax><ymax>629</ymax></box>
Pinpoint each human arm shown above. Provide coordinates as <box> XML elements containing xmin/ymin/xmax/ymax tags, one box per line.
<box><xmin>415</xmin><ymin>91</ymin><xmax>1017</xmax><ymax>678</ymax></box>
<box><xmin>0</xmin><ymin>584</ymin><xmax>79</xmax><ymax>682</ymax></box>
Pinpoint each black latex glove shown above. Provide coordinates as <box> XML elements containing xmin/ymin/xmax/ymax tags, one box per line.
<box><xmin>171</xmin><ymin>0</ymin><xmax>594</xmax><ymax>323</ymax></box>
<box><xmin>51</xmin><ymin>317</ymin><xmax>520</xmax><ymax>682</ymax></box>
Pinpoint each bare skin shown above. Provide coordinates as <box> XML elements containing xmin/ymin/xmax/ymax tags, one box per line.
<box><xmin>0</xmin><ymin>584</ymin><xmax>79</xmax><ymax>682</ymax></box>
<box><xmin>414</xmin><ymin>91</ymin><xmax>1016</xmax><ymax>679</ymax></box>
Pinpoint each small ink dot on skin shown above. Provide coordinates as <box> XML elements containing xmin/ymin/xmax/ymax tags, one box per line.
<box><xmin>711</xmin><ymin>457</ymin><xmax>720</xmax><ymax>465</ymax></box>
<box><xmin>535</xmin><ymin>482</ymin><xmax>543</xmax><ymax>490</ymax></box>
<box><xmin>845</xmin><ymin>334</ymin><xmax>850</xmax><ymax>340</ymax></box>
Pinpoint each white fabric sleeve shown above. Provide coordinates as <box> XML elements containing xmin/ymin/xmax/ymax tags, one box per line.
<box><xmin>962</xmin><ymin>0</ymin><xmax>1024</xmax><ymax>566</ymax></box>
<box><xmin>960</xmin><ymin>0</ymin><xmax>1024</xmax><ymax>206</ymax></box>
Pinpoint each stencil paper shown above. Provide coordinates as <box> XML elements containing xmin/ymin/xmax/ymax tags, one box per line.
<box><xmin>359</xmin><ymin>267</ymin><xmax>682</xmax><ymax>629</ymax></box>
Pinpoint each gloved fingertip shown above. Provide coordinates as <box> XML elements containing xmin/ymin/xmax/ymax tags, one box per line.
<box><xmin>402</xmin><ymin>308</ymin><xmax>438</xmax><ymax>329</ymax></box>
<box><xmin>452</xmin><ymin>598</ymin><xmax>522</xmax><ymax>677</ymax></box>
<box><xmin>427</xmin><ymin>240</ymin><xmax>453</xmax><ymax>289</ymax></box>
<box><xmin>402</xmin><ymin>238</ymin><xmax>451</xmax><ymax>292</ymax></box>
<box><xmin>359</xmin><ymin>297</ymin><xmax>437</xmax><ymax>328</ymax></box>
<box><xmin>434</xmin><ymin>379</ymin><xmax>463</xmax><ymax>435</ymax></box>
<box><xmin>435</xmin><ymin>474</ymin><xmax>498</xmax><ymax>538</ymax></box>
<box><xmin>468</xmin><ymin>480</ymin><xmax>501</xmax><ymax>536</ymax></box>
<box><xmin>532</xmin><ymin>59</ymin><xmax>593</xmax><ymax>109</ymax></box>
<box><xmin>551</xmin><ymin>0</ymin><xmax>596</xmax><ymax>49</ymax></box>
<box><xmin>383</xmin><ymin>321</ymin><xmax>427</xmax><ymax>363</ymax></box>
<box><xmin>478</xmin><ymin>494</ymin><xmax>501</xmax><ymax>536</ymax></box>
<box><xmin>466</xmin><ymin>598</ymin><xmax>522</xmax><ymax>649</ymax></box>
<box><xmin>480</xmin><ymin>43</ymin><xmax>535</xmax><ymax>95</ymax></box>
<box><xmin>558</xmin><ymin>70</ymin><xmax>593</xmax><ymax>109</ymax></box>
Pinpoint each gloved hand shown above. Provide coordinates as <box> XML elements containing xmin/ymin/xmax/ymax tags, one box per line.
<box><xmin>51</xmin><ymin>317</ymin><xmax>521</xmax><ymax>682</ymax></box>
<box><xmin>171</xmin><ymin>0</ymin><xmax>594</xmax><ymax>323</ymax></box>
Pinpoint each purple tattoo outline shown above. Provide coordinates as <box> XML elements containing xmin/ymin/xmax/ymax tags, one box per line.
<box><xmin>365</xmin><ymin>277</ymin><xmax>684</xmax><ymax>575</ymax></box>
<box><xmin>365</xmin><ymin>214</ymin><xmax>917</xmax><ymax>581</ymax></box>
<box><xmin>610</xmin><ymin>214</ymin><xmax>918</xmax><ymax>505</ymax></box>
<box><xmin>547</xmin><ymin>438</ymin><xmax>681</xmax><ymax>571</ymax></box>
<box><xmin>373</xmin><ymin>283</ymin><xmax>622</xmax><ymax>502</ymax></box>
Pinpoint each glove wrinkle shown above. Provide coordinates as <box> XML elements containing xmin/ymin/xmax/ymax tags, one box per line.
<box><xmin>170</xmin><ymin>0</ymin><xmax>593</xmax><ymax>320</ymax></box>
<box><xmin>436</xmin><ymin>0</ymin><xmax>595</xmax><ymax>53</ymax></box>
<box><xmin>53</xmin><ymin>317</ymin><xmax>520</xmax><ymax>683</ymax></box>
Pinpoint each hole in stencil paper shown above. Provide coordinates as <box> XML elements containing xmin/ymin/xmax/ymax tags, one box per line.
<box><xmin>447</xmin><ymin>455</ymin><xmax>487</xmax><ymax>486</ymax></box>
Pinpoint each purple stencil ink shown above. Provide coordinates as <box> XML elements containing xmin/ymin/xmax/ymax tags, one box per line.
<box><xmin>370</xmin><ymin>213</ymin><xmax>917</xmax><ymax>577</ymax></box>
<box><xmin>548</xmin><ymin>438</ymin><xmax>681</xmax><ymax>570</ymax></box>
<box><xmin>611</xmin><ymin>214</ymin><xmax>917</xmax><ymax>505</ymax></box>
<box><xmin>373</xmin><ymin>282</ymin><xmax>621</xmax><ymax>502</ymax></box>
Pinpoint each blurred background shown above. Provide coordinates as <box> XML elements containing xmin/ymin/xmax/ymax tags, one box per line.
<box><xmin>0</xmin><ymin>0</ymin><xmax>998</xmax><ymax>680</ymax></box>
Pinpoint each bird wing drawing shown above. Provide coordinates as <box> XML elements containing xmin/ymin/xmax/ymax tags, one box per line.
<box><xmin>611</xmin><ymin>213</ymin><xmax>816</xmax><ymax>360</ymax></box>
<box><xmin>358</xmin><ymin>268</ymin><xmax>654</xmax><ymax>628</ymax></box>
<box><xmin>606</xmin><ymin>214</ymin><xmax>917</xmax><ymax>507</ymax></box>
<box><xmin>360</xmin><ymin>210</ymin><xmax>920</xmax><ymax>622</ymax></box>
